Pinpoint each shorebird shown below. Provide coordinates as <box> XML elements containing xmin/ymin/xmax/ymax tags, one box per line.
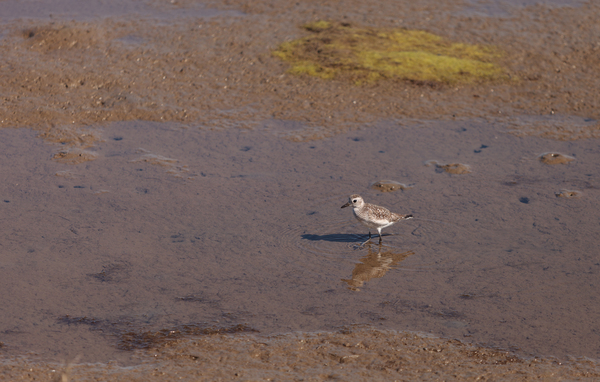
<box><xmin>341</xmin><ymin>194</ymin><xmax>413</xmax><ymax>244</ymax></box>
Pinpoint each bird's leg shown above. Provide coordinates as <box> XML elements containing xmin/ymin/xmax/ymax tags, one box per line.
<box><xmin>359</xmin><ymin>231</ymin><xmax>372</xmax><ymax>247</ymax></box>
<box><xmin>378</xmin><ymin>228</ymin><xmax>383</xmax><ymax>244</ymax></box>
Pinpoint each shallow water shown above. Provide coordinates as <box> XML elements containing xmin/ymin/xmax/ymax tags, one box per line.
<box><xmin>462</xmin><ymin>0</ymin><xmax>587</xmax><ymax>17</ymax></box>
<box><xmin>0</xmin><ymin>0</ymin><xmax>236</xmax><ymax>21</ymax></box>
<box><xmin>0</xmin><ymin>118</ymin><xmax>598</xmax><ymax>364</ymax></box>
<box><xmin>0</xmin><ymin>0</ymin><xmax>585</xmax><ymax>22</ymax></box>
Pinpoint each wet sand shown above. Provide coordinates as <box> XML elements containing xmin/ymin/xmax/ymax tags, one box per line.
<box><xmin>1</xmin><ymin>0</ymin><xmax>600</xmax><ymax>380</ymax></box>
<box><xmin>3</xmin><ymin>330</ymin><xmax>600</xmax><ymax>381</ymax></box>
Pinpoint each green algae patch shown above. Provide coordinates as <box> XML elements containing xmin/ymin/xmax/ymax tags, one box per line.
<box><xmin>273</xmin><ymin>21</ymin><xmax>511</xmax><ymax>84</ymax></box>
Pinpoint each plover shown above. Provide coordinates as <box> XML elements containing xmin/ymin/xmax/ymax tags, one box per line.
<box><xmin>341</xmin><ymin>194</ymin><xmax>413</xmax><ymax>244</ymax></box>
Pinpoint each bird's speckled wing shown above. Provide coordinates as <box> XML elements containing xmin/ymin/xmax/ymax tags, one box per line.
<box><xmin>357</xmin><ymin>203</ymin><xmax>394</xmax><ymax>223</ymax></box>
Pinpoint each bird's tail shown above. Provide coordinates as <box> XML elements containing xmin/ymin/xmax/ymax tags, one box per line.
<box><xmin>393</xmin><ymin>213</ymin><xmax>413</xmax><ymax>221</ymax></box>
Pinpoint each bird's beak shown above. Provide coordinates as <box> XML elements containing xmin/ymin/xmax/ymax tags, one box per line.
<box><xmin>341</xmin><ymin>201</ymin><xmax>351</xmax><ymax>209</ymax></box>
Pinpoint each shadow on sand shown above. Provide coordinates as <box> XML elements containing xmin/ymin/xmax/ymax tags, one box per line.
<box><xmin>302</xmin><ymin>233</ymin><xmax>393</xmax><ymax>244</ymax></box>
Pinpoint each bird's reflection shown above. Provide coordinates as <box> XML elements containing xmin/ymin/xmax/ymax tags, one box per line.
<box><xmin>342</xmin><ymin>244</ymin><xmax>414</xmax><ymax>291</ymax></box>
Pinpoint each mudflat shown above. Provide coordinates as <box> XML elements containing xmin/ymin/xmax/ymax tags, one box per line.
<box><xmin>1</xmin><ymin>0</ymin><xmax>599</xmax><ymax>380</ymax></box>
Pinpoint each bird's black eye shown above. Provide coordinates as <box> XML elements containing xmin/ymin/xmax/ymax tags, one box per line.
<box><xmin>353</xmin><ymin>199</ymin><xmax>357</xmax><ymax>203</ymax></box>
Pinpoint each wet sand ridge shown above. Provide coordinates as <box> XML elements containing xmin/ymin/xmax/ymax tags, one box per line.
<box><xmin>0</xmin><ymin>0</ymin><xmax>600</xmax><ymax>140</ymax></box>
